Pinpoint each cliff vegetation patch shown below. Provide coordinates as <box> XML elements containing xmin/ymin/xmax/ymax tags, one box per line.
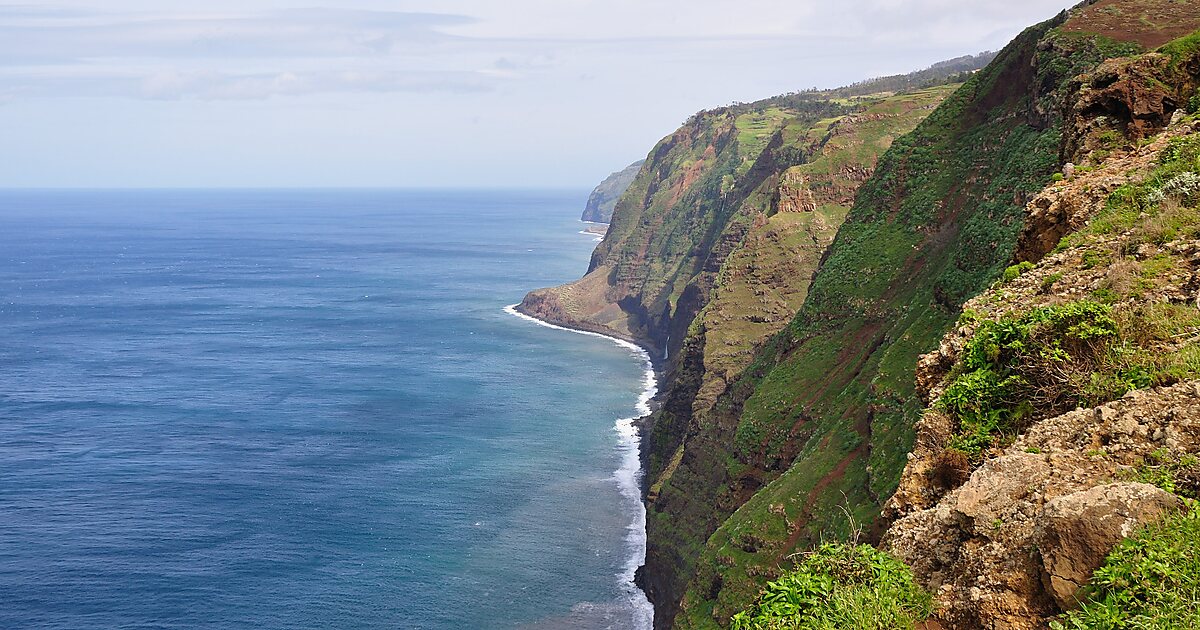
<box><xmin>729</xmin><ymin>543</ymin><xmax>931</xmax><ymax>630</ymax></box>
<box><xmin>942</xmin><ymin>129</ymin><xmax>1200</xmax><ymax>461</ymax></box>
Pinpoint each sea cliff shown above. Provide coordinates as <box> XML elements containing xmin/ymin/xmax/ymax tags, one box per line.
<box><xmin>582</xmin><ymin>160</ymin><xmax>646</xmax><ymax>224</ymax></box>
<box><xmin>522</xmin><ymin>0</ymin><xmax>1200</xmax><ymax>627</ymax></box>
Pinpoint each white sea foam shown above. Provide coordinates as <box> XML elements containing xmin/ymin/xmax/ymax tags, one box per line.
<box><xmin>577</xmin><ymin>230</ymin><xmax>605</xmax><ymax>242</ymax></box>
<box><xmin>579</xmin><ymin>220</ymin><xmax>608</xmax><ymax>242</ymax></box>
<box><xmin>504</xmin><ymin>304</ymin><xmax>656</xmax><ymax>630</ymax></box>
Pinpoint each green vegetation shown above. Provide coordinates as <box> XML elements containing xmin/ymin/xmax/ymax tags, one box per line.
<box><xmin>935</xmin><ymin>115</ymin><xmax>1200</xmax><ymax>460</ymax></box>
<box><xmin>1061</xmin><ymin>134</ymin><xmax>1200</xmax><ymax>252</ymax></box>
<box><xmin>941</xmin><ymin>300</ymin><xmax>1119</xmax><ymax>456</ymax></box>
<box><xmin>932</xmin><ymin>122</ymin><xmax>1200</xmax><ymax>461</ymax></box>
<box><xmin>1051</xmin><ymin>503</ymin><xmax>1200</xmax><ymax>630</ymax></box>
<box><xmin>942</xmin><ymin>299</ymin><xmax>1200</xmax><ymax>458</ymax></box>
<box><xmin>730</xmin><ymin>543</ymin><xmax>931</xmax><ymax>630</ymax></box>
<box><xmin>1120</xmin><ymin>449</ymin><xmax>1200</xmax><ymax>499</ymax></box>
<box><xmin>1002</xmin><ymin>261</ymin><xmax>1035</xmax><ymax>283</ymax></box>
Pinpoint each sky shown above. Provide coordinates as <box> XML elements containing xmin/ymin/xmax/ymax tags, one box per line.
<box><xmin>1</xmin><ymin>1</ymin><xmax>1079</xmax><ymax>188</ymax></box>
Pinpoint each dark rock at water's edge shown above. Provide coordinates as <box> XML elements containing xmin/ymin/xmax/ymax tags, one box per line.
<box><xmin>582</xmin><ymin>160</ymin><xmax>645</xmax><ymax>223</ymax></box>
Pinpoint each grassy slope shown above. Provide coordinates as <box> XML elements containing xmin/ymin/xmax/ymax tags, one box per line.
<box><xmin>666</xmin><ymin>7</ymin><xmax>1200</xmax><ymax>626</ymax></box>
<box><xmin>653</xmin><ymin>15</ymin><xmax>1141</xmax><ymax>627</ymax></box>
<box><xmin>636</xmin><ymin>87</ymin><xmax>961</xmax><ymax>627</ymax></box>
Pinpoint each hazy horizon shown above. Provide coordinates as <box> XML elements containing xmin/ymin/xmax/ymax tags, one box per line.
<box><xmin>2</xmin><ymin>1</ymin><xmax>1077</xmax><ymax>189</ymax></box>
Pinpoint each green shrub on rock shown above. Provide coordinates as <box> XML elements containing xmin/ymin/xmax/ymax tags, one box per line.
<box><xmin>941</xmin><ymin>300</ymin><xmax>1124</xmax><ymax>457</ymax></box>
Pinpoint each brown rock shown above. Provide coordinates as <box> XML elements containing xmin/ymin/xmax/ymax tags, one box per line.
<box><xmin>1036</xmin><ymin>483</ymin><xmax>1184</xmax><ymax>610</ymax></box>
<box><xmin>884</xmin><ymin>382</ymin><xmax>1200</xmax><ymax>629</ymax></box>
<box><xmin>1061</xmin><ymin>53</ymin><xmax>1190</xmax><ymax>164</ymax></box>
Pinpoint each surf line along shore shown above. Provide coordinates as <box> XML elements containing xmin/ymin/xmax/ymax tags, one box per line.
<box><xmin>504</xmin><ymin>303</ymin><xmax>658</xmax><ymax>630</ymax></box>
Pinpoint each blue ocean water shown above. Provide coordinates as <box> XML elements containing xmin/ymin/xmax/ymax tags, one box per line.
<box><xmin>0</xmin><ymin>189</ymin><xmax>652</xmax><ymax>629</ymax></box>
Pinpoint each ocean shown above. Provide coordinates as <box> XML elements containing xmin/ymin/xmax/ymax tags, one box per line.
<box><xmin>0</xmin><ymin>189</ymin><xmax>653</xmax><ymax>629</ymax></box>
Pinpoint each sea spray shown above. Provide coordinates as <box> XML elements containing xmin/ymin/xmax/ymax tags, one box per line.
<box><xmin>505</xmin><ymin>304</ymin><xmax>656</xmax><ymax>630</ymax></box>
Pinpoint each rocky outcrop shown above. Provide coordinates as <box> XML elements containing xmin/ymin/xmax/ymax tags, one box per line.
<box><xmin>1015</xmin><ymin>124</ymin><xmax>1183</xmax><ymax>263</ymax></box>
<box><xmin>775</xmin><ymin>169</ymin><xmax>817</xmax><ymax>214</ymax></box>
<box><xmin>582</xmin><ymin>160</ymin><xmax>646</xmax><ymax>223</ymax></box>
<box><xmin>885</xmin><ymin>385</ymin><xmax>1199</xmax><ymax>629</ymax></box>
<box><xmin>1038</xmin><ymin>483</ymin><xmax>1182</xmax><ymax>610</ymax></box>
<box><xmin>1061</xmin><ymin>52</ymin><xmax>1199</xmax><ymax>165</ymax></box>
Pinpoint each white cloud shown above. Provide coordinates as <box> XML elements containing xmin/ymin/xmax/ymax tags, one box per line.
<box><xmin>0</xmin><ymin>1</ymin><xmax>1077</xmax><ymax>101</ymax></box>
<box><xmin>0</xmin><ymin>0</ymin><xmax>1081</xmax><ymax>186</ymax></box>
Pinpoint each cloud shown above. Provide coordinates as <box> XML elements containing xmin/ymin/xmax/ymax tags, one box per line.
<box><xmin>0</xmin><ymin>66</ymin><xmax>494</xmax><ymax>100</ymax></box>
<box><xmin>135</xmin><ymin>69</ymin><xmax>492</xmax><ymax>100</ymax></box>
<box><xmin>0</xmin><ymin>1</ymin><xmax>1076</xmax><ymax>103</ymax></box>
<box><xmin>0</xmin><ymin>8</ymin><xmax>475</xmax><ymax>63</ymax></box>
<box><xmin>0</xmin><ymin>5</ymin><xmax>498</xmax><ymax>99</ymax></box>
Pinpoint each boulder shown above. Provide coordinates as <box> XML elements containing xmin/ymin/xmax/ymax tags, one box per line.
<box><xmin>1036</xmin><ymin>482</ymin><xmax>1184</xmax><ymax>610</ymax></box>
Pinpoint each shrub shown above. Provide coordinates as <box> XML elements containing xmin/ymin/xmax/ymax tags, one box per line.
<box><xmin>1146</xmin><ymin>171</ymin><xmax>1200</xmax><ymax>206</ymax></box>
<box><xmin>941</xmin><ymin>297</ymin><xmax>1200</xmax><ymax>461</ymax></box>
<box><xmin>1121</xmin><ymin>449</ymin><xmax>1200</xmax><ymax>499</ymax></box>
<box><xmin>730</xmin><ymin>543</ymin><xmax>932</xmax><ymax>630</ymax></box>
<box><xmin>1041</xmin><ymin>272</ymin><xmax>1063</xmax><ymax>293</ymax></box>
<box><xmin>940</xmin><ymin>300</ymin><xmax>1120</xmax><ymax>457</ymax></box>
<box><xmin>1002</xmin><ymin>261</ymin><xmax>1035</xmax><ymax>283</ymax></box>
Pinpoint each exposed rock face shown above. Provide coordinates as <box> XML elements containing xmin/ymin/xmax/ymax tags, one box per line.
<box><xmin>581</xmin><ymin>160</ymin><xmax>645</xmax><ymax>223</ymax></box>
<box><xmin>775</xmin><ymin>169</ymin><xmax>817</xmax><ymax>214</ymax></box>
<box><xmin>1060</xmin><ymin>48</ymin><xmax>1200</xmax><ymax>165</ymax></box>
<box><xmin>1015</xmin><ymin>125</ymin><xmax>1180</xmax><ymax>263</ymax></box>
<box><xmin>1038</xmin><ymin>483</ymin><xmax>1183</xmax><ymax>610</ymax></box>
<box><xmin>885</xmin><ymin>384</ymin><xmax>1200</xmax><ymax>629</ymax></box>
<box><xmin>1061</xmin><ymin>54</ymin><xmax>1184</xmax><ymax>162</ymax></box>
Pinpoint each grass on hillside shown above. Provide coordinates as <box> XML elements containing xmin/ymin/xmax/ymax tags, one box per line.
<box><xmin>730</xmin><ymin>543</ymin><xmax>931</xmax><ymax>630</ymax></box>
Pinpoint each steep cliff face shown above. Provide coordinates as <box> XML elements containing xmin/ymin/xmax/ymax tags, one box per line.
<box><xmin>882</xmin><ymin>32</ymin><xmax>1200</xmax><ymax>625</ymax></box>
<box><xmin>582</xmin><ymin>160</ymin><xmax>646</xmax><ymax>224</ymax></box>
<box><xmin>643</xmin><ymin>19</ymin><xmax>1068</xmax><ymax>627</ymax></box>
<box><xmin>519</xmin><ymin>96</ymin><xmax>853</xmax><ymax>353</ymax></box>
<box><xmin>522</xmin><ymin>2</ymin><xmax>1200</xmax><ymax>627</ymax></box>
<box><xmin>630</xmin><ymin>88</ymin><xmax>955</xmax><ymax>626</ymax></box>
<box><xmin>640</xmin><ymin>6</ymin><xmax>1200</xmax><ymax>627</ymax></box>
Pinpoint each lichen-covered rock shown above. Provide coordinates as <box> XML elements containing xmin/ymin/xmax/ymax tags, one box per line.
<box><xmin>1036</xmin><ymin>483</ymin><xmax>1184</xmax><ymax>610</ymax></box>
<box><xmin>884</xmin><ymin>382</ymin><xmax>1200</xmax><ymax>629</ymax></box>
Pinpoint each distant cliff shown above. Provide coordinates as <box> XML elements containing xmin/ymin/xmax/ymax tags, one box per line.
<box><xmin>582</xmin><ymin>160</ymin><xmax>645</xmax><ymax>223</ymax></box>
